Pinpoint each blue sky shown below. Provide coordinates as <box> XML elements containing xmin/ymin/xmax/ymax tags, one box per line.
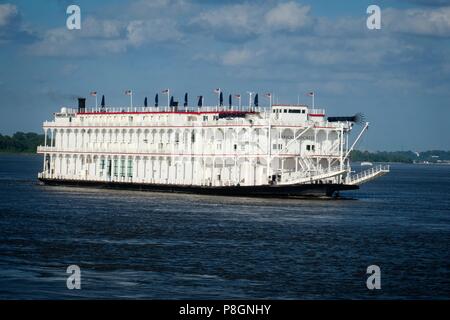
<box><xmin>0</xmin><ymin>0</ymin><xmax>449</xmax><ymax>151</ymax></box>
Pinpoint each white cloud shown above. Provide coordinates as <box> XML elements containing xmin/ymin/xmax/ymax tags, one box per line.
<box><xmin>81</xmin><ymin>17</ymin><xmax>124</xmax><ymax>39</ymax></box>
<box><xmin>0</xmin><ymin>3</ymin><xmax>17</xmax><ymax>27</ymax></box>
<box><xmin>265</xmin><ymin>2</ymin><xmax>311</xmax><ymax>31</ymax></box>
<box><xmin>126</xmin><ymin>19</ymin><xmax>181</xmax><ymax>46</ymax></box>
<box><xmin>190</xmin><ymin>1</ymin><xmax>312</xmax><ymax>41</ymax></box>
<box><xmin>384</xmin><ymin>6</ymin><xmax>450</xmax><ymax>37</ymax></box>
<box><xmin>28</xmin><ymin>16</ymin><xmax>182</xmax><ymax>56</ymax></box>
<box><xmin>190</xmin><ymin>3</ymin><xmax>261</xmax><ymax>40</ymax></box>
<box><xmin>222</xmin><ymin>48</ymin><xmax>257</xmax><ymax>66</ymax></box>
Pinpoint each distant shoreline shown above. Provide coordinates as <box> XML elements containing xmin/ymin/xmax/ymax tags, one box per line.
<box><xmin>0</xmin><ymin>151</ymin><xmax>41</xmax><ymax>155</ymax></box>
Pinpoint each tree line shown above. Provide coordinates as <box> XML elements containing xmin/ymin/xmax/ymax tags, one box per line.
<box><xmin>0</xmin><ymin>132</ymin><xmax>45</xmax><ymax>153</ymax></box>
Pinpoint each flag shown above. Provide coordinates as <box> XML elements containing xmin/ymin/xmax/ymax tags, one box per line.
<box><xmin>219</xmin><ymin>92</ymin><xmax>223</xmax><ymax>106</ymax></box>
<box><xmin>213</xmin><ymin>88</ymin><xmax>220</xmax><ymax>94</ymax></box>
<box><xmin>155</xmin><ymin>94</ymin><xmax>159</xmax><ymax>107</ymax></box>
<box><xmin>101</xmin><ymin>95</ymin><xmax>105</xmax><ymax>107</ymax></box>
<box><xmin>90</xmin><ymin>91</ymin><xmax>97</xmax><ymax>96</ymax></box>
<box><xmin>144</xmin><ymin>97</ymin><xmax>148</xmax><ymax>107</ymax></box>
<box><xmin>264</xmin><ymin>93</ymin><xmax>271</xmax><ymax>98</ymax></box>
<box><xmin>184</xmin><ymin>93</ymin><xmax>188</xmax><ymax>107</ymax></box>
<box><xmin>125</xmin><ymin>90</ymin><xmax>132</xmax><ymax>96</ymax></box>
<box><xmin>161</xmin><ymin>89</ymin><xmax>169</xmax><ymax>94</ymax></box>
<box><xmin>197</xmin><ymin>96</ymin><xmax>203</xmax><ymax>107</ymax></box>
<box><xmin>254</xmin><ymin>93</ymin><xmax>259</xmax><ymax>107</ymax></box>
<box><xmin>234</xmin><ymin>94</ymin><xmax>241</xmax><ymax>98</ymax></box>
<box><xmin>307</xmin><ymin>91</ymin><xmax>314</xmax><ymax>96</ymax></box>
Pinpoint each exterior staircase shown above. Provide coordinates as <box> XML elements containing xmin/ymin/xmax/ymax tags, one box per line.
<box><xmin>279</xmin><ymin>166</ymin><xmax>347</xmax><ymax>185</ymax></box>
<box><xmin>347</xmin><ymin>164</ymin><xmax>390</xmax><ymax>185</ymax></box>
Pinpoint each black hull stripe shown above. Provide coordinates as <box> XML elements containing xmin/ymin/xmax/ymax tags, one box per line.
<box><xmin>38</xmin><ymin>178</ymin><xmax>359</xmax><ymax>198</ymax></box>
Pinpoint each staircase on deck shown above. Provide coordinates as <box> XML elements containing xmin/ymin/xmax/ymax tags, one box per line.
<box><xmin>347</xmin><ymin>164</ymin><xmax>390</xmax><ymax>185</ymax></box>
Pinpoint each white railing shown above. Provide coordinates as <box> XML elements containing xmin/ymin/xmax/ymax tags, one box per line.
<box><xmin>74</xmin><ymin>105</ymin><xmax>269</xmax><ymax>114</ymax></box>
<box><xmin>308</xmin><ymin>108</ymin><xmax>325</xmax><ymax>115</ymax></box>
<box><xmin>348</xmin><ymin>164</ymin><xmax>390</xmax><ymax>185</ymax></box>
<box><xmin>44</xmin><ymin>113</ymin><xmax>343</xmax><ymax>130</ymax></box>
<box><xmin>279</xmin><ymin>164</ymin><xmax>347</xmax><ymax>185</ymax></box>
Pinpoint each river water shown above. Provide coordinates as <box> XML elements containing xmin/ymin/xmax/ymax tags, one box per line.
<box><xmin>0</xmin><ymin>154</ymin><xmax>449</xmax><ymax>299</ymax></box>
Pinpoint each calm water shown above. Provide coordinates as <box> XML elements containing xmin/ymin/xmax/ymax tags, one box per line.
<box><xmin>0</xmin><ymin>154</ymin><xmax>449</xmax><ymax>299</ymax></box>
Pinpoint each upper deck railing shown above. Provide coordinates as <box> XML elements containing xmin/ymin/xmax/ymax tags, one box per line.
<box><xmin>64</xmin><ymin>106</ymin><xmax>267</xmax><ymax>114</ymax></box>
<box><xmin>308</xmin><ymin>108</ymin><xmax>325</xmax><ymax>115</ymax></box>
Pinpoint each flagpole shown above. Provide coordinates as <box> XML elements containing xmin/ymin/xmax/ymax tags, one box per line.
<box><xmin>215</xmin><ymin>88</ymin><xmax>220</xmax><ymax>111</ymax></box>
<box><xmin>247</xmin><ymin>92</ymin><xmax>253</xmax><ymax>112</ymax></box>
<box><xmin>130</xmin><ymin>91</ymin><xmax>133</xmax><ymax>109</ymax></box>
<box><xmin>95</xmin><ymin>95</ymin><xmax>98</xmax><ymax>110</ymax></box>
<box><xmin>266</xmin><ymin>93</ymin><xmax>272</xmax><ymax>183</ymax></box>
<box><xmin>167</xmin><ymin>89</ymin><xmax>170</xmax><ymax>112</ymax></box>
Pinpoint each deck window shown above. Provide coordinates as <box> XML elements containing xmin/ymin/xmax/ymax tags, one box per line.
<box><xmin>120</xmin><ymin>159</ymin><xmax>125</xmax><ymax>177</ymax></box>
<box><xmin>127</xmin><ymin>159</ymin><xmax>133</xmax><ymax>178</ymax></box>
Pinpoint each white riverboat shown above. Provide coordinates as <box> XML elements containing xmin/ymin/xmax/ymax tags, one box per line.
<box><xmin>37</xmin><ymin>92</ymin><xmax>389</xmax><ymax>197</ymax></box>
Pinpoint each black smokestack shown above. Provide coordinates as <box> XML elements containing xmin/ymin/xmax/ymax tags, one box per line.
<box><xmin>78</xmin><ymin>97</ymin><xmax>86</xmax><ymax>113</ymax></box>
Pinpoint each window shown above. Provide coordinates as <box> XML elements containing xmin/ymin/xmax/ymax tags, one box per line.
<box><xmin>203</xmin><ymin>116</ymin><xmax>208</xmax><ymax>121</ymax></box>
<box><xmin>120</xmin><ymin>159</ymin><xmax>125</xmax><ymax>177</ymax></box>
<box><xmin>113</xmin><ymin>160</ymin><xmax>118</xmax><ymax>177</ymax></box>
<box><xmin>127</xmin><ymin>159</ymin><xmax>133</xmax><ymax>178</ymax></box>
<box><xmin>306</xmin><ymin>145</ymin><xmax>311</xmax><ymax>151</ymax></box>
<box><xmin>273</xmin><ymin>144</ymin><xmax>283</xmax><ymax>150</ymax></box>
<box><xmin>100</xmin><ymin>159</ymin><xmax>105</xmax><ymax>175</ymax></box>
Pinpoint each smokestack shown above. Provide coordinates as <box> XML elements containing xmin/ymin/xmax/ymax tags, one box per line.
<box><xmin>78</xmin><ymin>97</ymin><xmax>86</xmax><ymax>113</ymax></box>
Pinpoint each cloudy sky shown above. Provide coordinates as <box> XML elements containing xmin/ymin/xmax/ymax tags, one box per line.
<box><xmin>0</xmin><ymin>0</ymin><xmax>449</xmax><ymax>151</ymax></box>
